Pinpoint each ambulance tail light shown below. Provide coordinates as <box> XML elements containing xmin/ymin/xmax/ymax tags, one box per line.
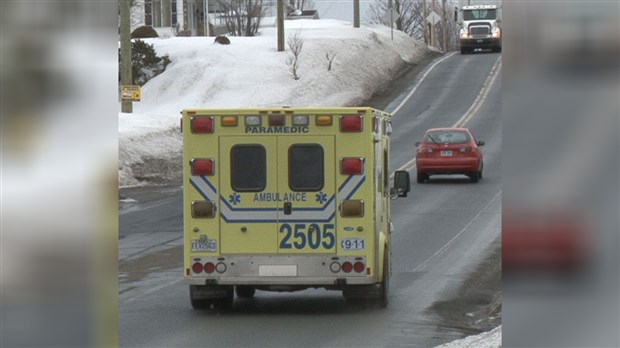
<box><xmin>340</xmin><ymin>115</ymin><xmax>363</xmax><ymax>132</ymax></box>
<box><xmin>269</xmin><ymin>114</ymin><xmax>285</xmax><ymax>126</ymax></box>
<box><xmin>329</xmin><ymin>262</ymin><xmax>341</xmax><ymax>273</ymax></box>
<box><xmin>353</xmin><ymin>262</ymin><xmax>365</xmax><ymax>273</ymax></box>
<box><xmin>190</xmin><ymin>158</ymin><xmax>214</xmax><ymax>176</ymax></box>
<box><xmin>340</xmin><ymin>200</ymin><xmax>364</xmax><ymax>217</ymax></box>
<box><xmin>245</xmin><ymin>116</ymin><xmax>261</xmax><ymax>126</ymax></box>
<box><xmin>204</xmin><ymin>262</ymin><xmax>216</xmax><ymax>274</ymax></box>
<box><xmin>191</xmin><ymin>201</ymin><xmax>216</xmax><ymax>218</ymax></box>
<box><xmin>316</xmin><ymin>115</ymin><xmax>333</xmax><ymax>126</ymax></box>
<box><xmin>341</xmin><ymin>158</ymin><xmax>364</xmax><ymax>175</ymax></box>
<box><xmin>192</xmin><ymin>262</ymin><xmax>204</xmax><ymax>274</ymax></box>
<box><xmin>342</xmin><ymin>262</ymin><xmax>353</xmax><ymax>273</ymax></box>
<box><xmin>292</xmin><ymin>115</ymin><xmax>309</xmax><ymax>126</ymax></box>
<box><xmin>221</xmin><ymin>116</ymin><xmax>238</xmax><ymax>127</ymax></box>
<box><xmin>191</xmin><ymin>116</ymin><xmax>214</xmax><ymax>133</ymax></box>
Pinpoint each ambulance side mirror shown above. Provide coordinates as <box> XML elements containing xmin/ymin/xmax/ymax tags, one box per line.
<box><xmin>392</xmin><ymin>170</ymin><xmax>411</xmax><ymax>198</ymax></box>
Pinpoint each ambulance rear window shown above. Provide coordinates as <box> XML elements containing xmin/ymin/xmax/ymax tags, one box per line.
<box><xmin>231</xmin><ymin>145</ymin><xmax>266</xmax><ymax>192</ymax></box>
<box><xmin>289</xmin><ymin>144</ymin><xmax>324</xmax><ymax>191</ymax></box>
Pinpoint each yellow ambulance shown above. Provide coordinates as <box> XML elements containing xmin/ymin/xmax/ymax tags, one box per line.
<box><xmin>181</xmin><ymin>107</ymin><xmax>410</xmax><ymax>309</ymax></box>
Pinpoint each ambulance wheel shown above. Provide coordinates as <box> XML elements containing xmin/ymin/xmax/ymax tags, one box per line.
<box><xmin>213</xmin><ymin>287</ymin><xmax>234</xmax><ymax>311</ymax></box>
<box><xmin>378</xmin><ymin>251</ymin><xmax>390</xmax><ymax>308</ymax></box>
<box><xmin>235</xmin><ymin>286</ymin><xmax>256</xmax><ymax>298</ymax></box>
<box><xmin>189</xmin><ymin>285</ymin><xmax>213</xmax><ymax>310</ymax></box>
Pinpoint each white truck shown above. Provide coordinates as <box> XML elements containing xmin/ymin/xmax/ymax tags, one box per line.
<box><xmin>455</xmin><ymin>4</ymin><xmax>502</xmax><ymax>54</ymax></box>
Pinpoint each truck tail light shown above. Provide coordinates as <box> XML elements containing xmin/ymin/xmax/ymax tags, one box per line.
<box><xmin>221</xmin><ymin>116</ymin><xmax>238</xmax><ymax>127</ymax></box>
<box><xmin>341</xmin><ymin>158</ymin><xmax>364</xmax><ymax>175</ymax></box>
<box><xmin>341</xmin><ymin>200</ymin><xmax>364</xmax><ymax>217</ymax></box>
<box><xmin>353</xmin><ymin>262</ymin><xmax>365</xmax><ymax>273</ymax></box>
<box><xmin>316</xmin><ymin>115</ymin><xmax>333</xmax><ymax>126</ymax></box>
<box><xmin>191</xmin><ymin>201</ymin><xmax>216</xmax><ymax>218</ymax></box>
<box><xmin>191</xmin><ymin>116</ymin><xmax>214</xmax><ymax>133</ymax></box>
<box><xmin>340</xmin><ymin>115</ymin><xmax>363</xmax><ymax>132</ymax></box>
<box><xmin>342</xmin><ymin>262</ymin><xmax>353</xmax><ymax>273</ymax></box>
<box><xmin>204</xmin><ymin>262</ymin><xmax>216</xmax><ymax>274</ymax></box>
<box><xmin>192</xmin><ymin>262</ymin><xmax>204</xmax><ymax>274</ymax></box>
<box><xmin>191</xmin><ymin>158</ymin><xmax>214</xmax><ymax>176</ymax></box>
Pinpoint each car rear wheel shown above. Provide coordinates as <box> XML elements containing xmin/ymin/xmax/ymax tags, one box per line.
<box><xmin>469</xmin><ymin>172</ymin><xmax>479</xmax><ymax>183</ymax></box>
<box><xmin>417</xmin><ymin>171</ymin><xmax>427</xmax><ymax>184</ymax></box>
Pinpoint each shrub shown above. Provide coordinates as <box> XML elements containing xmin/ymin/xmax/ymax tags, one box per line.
<box><xmin>119</xmin><ymin>39</ymin><xmax>171</xmax><ymax>85</ymax></box>
<box><xmin>214</xmin><ymin>36</ymin><xmax>231</xmax><ymax>45</ymax></box>
<box><xmin>131</xmin><ymin>25</ymin><xmax>159</xmax><ymax>39</ymax></box>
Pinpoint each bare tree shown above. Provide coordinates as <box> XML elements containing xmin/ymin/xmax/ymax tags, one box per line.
<box><xmin>217</xmin><ymin>0</ymin><xmax>269</xmax><ymax>36</ymax></box>
<box><xmin>367</xmin><ymin>0</ymin><xmax>425</xmax><ymax>41</ymax></box>
<box><xmin>367</xmin><ymin>0</ymin><xmax>459</xmax><ymax>51</ymax></box>
<box><xmin>286</xmin><ymin>30</ymin><xmax>303</xmax><ymax>80</ymax></box>
<box><xmin>325</xmin><ymin>51</ymin><xmax>336</xmax><ymax>72</ymax></box>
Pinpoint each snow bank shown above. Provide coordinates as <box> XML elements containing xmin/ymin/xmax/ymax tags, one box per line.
<box><xmin>435</xmin><ymin>326</ymin><xmax>502</xmax><ymax>348</ymax></box>
<box><xmin>118</xmin><ymin>19</ymin><xmax>429</xmax><ymax>187</ymax></box>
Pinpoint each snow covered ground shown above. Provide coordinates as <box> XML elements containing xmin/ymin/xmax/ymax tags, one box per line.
<box><xmin>118</xmin><ymin>18</ymin><xmax>500</xmax><ymax>346</ymax></box>
<box><xmin>118</xmin><ymin>19</ymin><xmax>428</xmax><ymax>187</ymax></box>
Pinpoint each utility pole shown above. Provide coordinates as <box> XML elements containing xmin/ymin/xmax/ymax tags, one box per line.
<box><xmin>277</xmin><ymin>0</ymin><xmax>284</xmax><ymax>51</ymax></box>
<box><xmin>423</xmin><ymin>0</ymin><xmax>428</xmax><ymax>45</ymax></box>
<box><xmin>442</xmin><ymin>0</ymin><xmax>447</xmax><ymax>52</ymax></box>
<box><xmin>388</xmin><ymin>0</ymin><xmax>393</xmax><ymax>40</ymax></box>
<box><xmin>120</xmin><ymin>0</ymin><xmax>132</xmax><ymax>113</ymax></box>
<box><xmin>353</xmin><ymin>0</ymin><xmax>360</xmax><ymax>28</ymax></box>
<box><xmin>431</xmin><ymin>0</ymin><xmax>436</xmax><ymax>48</ymax></box>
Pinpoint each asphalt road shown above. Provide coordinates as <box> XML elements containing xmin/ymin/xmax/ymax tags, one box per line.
<box><xmin>119</xmin><ymin>50</ymin><xmax>502</xmax><ymax>347</ymax></box>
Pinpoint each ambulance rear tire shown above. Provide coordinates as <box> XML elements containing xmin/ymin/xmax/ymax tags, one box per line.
<box><xmin>189</xmin><ymin>285</ymin><xmax>213</xmax><ymax>310</ymax></box>
<box><xmin>378</xmin><ymin>251</ymin><xmax>389</xmax><ymax>308</ymax></box>
<box><xmin>235</xmin><ymin>286</ymin><xmax>256</xmax><ymax>298</ymax></box>
<box><xmin>213</xmin><ymin>288</ymin><xmax>234</xmax><ymax>310</ymax></box>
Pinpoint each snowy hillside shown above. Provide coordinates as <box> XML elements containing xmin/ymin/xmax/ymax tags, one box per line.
<box><xmin>118</xmin><ymin>19</ymin><xmax>429</xmax><ymax>187</ymax></box>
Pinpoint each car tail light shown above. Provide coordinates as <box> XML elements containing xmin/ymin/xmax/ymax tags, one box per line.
<box><xmin>191</xmin><ymin>116</ymin><xmax>214</xmax><ymax>133</ymax></box>
<box><xmin>269</xmin><ymin>114</ymin><xmax>285</xmax><ymax>126</ymax></box>
<box><xmin>340</xmin><ymin>115</ymin><xmax>363</xmax><ymax>132</ymax></box>
<box><xmin>221</xmin><ymin>116</ymin><xmax>238</xmax><ymax>127</ymax></box>
<box><xmin>192</xmin><ymin>262</ymin><xmax>204</xmax><ymax>274</ymax></box>
<box><xmin>341</xmin><ymin>158</ymin><xmax>364</xmax><ymax>175</ymax></box>
<box><xmin>191</xmin><ymin>158</ymin><xmax>214</xmax><ymax>176</ymax></box>
<box><xmin>191</xmin><ymin>201</ymin><xmax>215</xmax><ymax>218</ymax></box>
<box><xmin>342</xmin><ymin>262</ymin><xmax>353</xmax><ymax>273</ymax></box>
<box><xmin>341</xmin><ymin>200</ymin><xmax>364</xmax><ymax>217</ymax></box>
<box><xmin>204</xmin><ymin>262</ymin><xmax>216</xmax><ymax>274</ymax></box>
<box><xmin>316</xmin><ymin>115</ymin><xmax>333</xmax><ymax>126</ymax></box>
<box><xmin>459</xmin><ymin>146</ymin><xmax>472</xmax><ymax>152</ymax></box>
<box><xmin>353</xmin><ymin>262</ymin><xmax>365</xmax><ymax>273</ymax></box>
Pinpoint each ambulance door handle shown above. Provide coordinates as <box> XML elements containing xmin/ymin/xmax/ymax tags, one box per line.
<box><xmin>283</xmin><ymin>202</ymin><xmax>292</xmax><ymax>215</ymax></box>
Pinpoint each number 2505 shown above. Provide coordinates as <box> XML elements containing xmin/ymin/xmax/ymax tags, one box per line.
<box><xmin>279</xmin><ymin>223</ymin><xmax>335</xmax><ymax>250</ymax></box>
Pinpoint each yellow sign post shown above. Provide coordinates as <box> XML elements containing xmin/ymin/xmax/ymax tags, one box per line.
<box><xmin>121</xmin><ymin>85</ymin><xmax>141</xmax><ymax>102</ymax></box>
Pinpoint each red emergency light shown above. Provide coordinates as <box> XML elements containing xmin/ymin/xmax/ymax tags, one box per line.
<box><xmin>191</xmin><ymin>159</ymin><xmax>214</xmax><ymax>176</ymax></box>
<box><xmin>191</xmin><ymin>116</ymin><xmax>214</xmax><ymax>133</ymax></box>
<box><xmin>341</xmin><ymin>158</ymin><xmax>364</xmax><ymax>175</ymax></box>
<box><xmin>340</xmin><ymin>115</ymin><xmax>363</xmax><ymax>132</ymax></box>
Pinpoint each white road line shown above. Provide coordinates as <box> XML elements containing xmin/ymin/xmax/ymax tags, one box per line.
<box><xmin>411</xmin><ymin>190</ymin><xmax>501</xmax><ymax>273</ymax></box>
<box><xmin>122</xmin><ymin>277</ymin><xmax>184</xmax><ymax>304</ymax></box>
<box><xmin>391</xmin><ymin>52</ymin><xmax>457</xmax><ymax>116</ymax></box>
<box><xmin>395</xmin><ymin>55</ymin><xmax>502</xmax><ymax>173</ymax></box>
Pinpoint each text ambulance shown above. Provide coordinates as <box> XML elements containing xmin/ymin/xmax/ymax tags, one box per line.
<box><xmin>181</xmin><ymin>107</ymin><xmax>410</xmax><ymax>309</ymax></box>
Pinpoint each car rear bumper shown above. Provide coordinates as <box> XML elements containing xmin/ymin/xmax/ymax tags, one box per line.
<box><xmin>417</xmin><ymin>157</ymin><xmax>479</xmax><ymax>174</ymax></box>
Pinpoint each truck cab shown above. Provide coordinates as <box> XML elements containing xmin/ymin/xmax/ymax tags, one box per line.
<box><xmin>456</xmin><ymin>4</ymin><xmax>502</xmax><ymax>54</ymax></box>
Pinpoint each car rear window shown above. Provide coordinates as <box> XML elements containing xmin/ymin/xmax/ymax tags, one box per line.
<box><xmin>426</xmin><ymin>131</ymin><xmax>470</xmax><ymax>144</ymax></box>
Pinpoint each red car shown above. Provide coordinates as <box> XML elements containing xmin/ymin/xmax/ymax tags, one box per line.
<box><xmin>415</xmin><ymin>127</ymin><xmax>484</xmax><ymax>183</ymax></box>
